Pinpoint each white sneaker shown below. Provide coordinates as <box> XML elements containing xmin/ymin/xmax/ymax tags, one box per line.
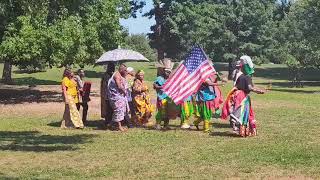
<box><xmin>181</xmin><ymin>124</ymin><xmax>191</xmax><ymax>129</ymax></box>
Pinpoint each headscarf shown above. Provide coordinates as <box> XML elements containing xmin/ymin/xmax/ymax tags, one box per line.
<box><xmin>240</xmin><ymin>55</ymin><xmax>255</xmax><ymax>75</ymax></box>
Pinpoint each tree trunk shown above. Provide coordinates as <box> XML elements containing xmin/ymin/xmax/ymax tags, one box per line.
<box><xmin>154</xmin><ymin>2</ymin><xmax>165</xmax><ymax>61</ymax></box>
<box><xmin>228</xmin><ymin>60</ymin><xmax>233</xmax><ymax>80</ymax></box>
<box><xmin>157</xmin><ymin>48</ymin><xmax>165</xmax><ymax>61</ymax></box>
<box><xmin>2</xmin><ymin>60</ymin><xmax>13</xmax><ymax>84</ymax></box>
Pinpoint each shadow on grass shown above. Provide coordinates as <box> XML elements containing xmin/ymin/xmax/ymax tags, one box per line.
<box><xmin>13</xmin><ymin>77</ymin><xmax>60</xmax><ymax>86</ymax></box>
<box><xmin>212</xmin><ymin>123</ymin><xmax>231</xmax><ymax>129</ymax></box>
<box><xmin>210</xmin><ymin>131</ymin><xmax>240</xmax><ymax>137</ymax></box>
<box><xmin>256</xmin><ymin>81</ymin><xmax>320</xmax><ymax>88</ymax></box>
<box><xmin>0</xmin><ymin>131</ymin><xmax>96</xmax><ymax>152</ymax></box>
<box><xmin>0</xmin><ymin>87</ymin><xmax>62</xmax><ymax>104</ymax></box>
<box><xmin>254</xmin><ymin>66</ymin><xmax>289</xmax><ymax>80</ymax></box>
<box><xmin>85</xmin><ymin>71</ymin><xmax>104</xmax><ymax>79</ymax></box>
<box><xmin>269</xmin><ymin>88</ymin><xmax>319</xmax><ymax>94</ymax></box>
<box><xmin>0</xmin><ymin>173</ymin><xmax>19</xmax><ymax>180</ymax></box>
<box><xmin>48</xmin><ymin>120</ymin><xmax>108</xmax><ymax>130</ymax></box>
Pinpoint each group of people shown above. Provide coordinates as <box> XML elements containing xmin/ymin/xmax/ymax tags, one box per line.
<box><xmin>60</xmin><ymin>55</ymin><xmax>265</xmax><ymax>137</ymax></box>
<box><xmin>100</xmin><ymin>63</ymin><xmax>154</xmax><ymax>131</ymax></box>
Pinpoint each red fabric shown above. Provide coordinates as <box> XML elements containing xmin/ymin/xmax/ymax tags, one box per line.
<box><xmin>82</xmin><ymin>81</ymin><xmax>91</xmax><ymax>102</ymax></box>
<box><xmin>233</xmin><ymin>90</ymin><xmax>247</xmax><ymax>110</ymax></box>
<box><xmin>213</xmin><ymin>86</ymin><xmax>223</xmax><ymax>109</ymax></box>
<box><xmin>249</xmin><ymin>107</ymin><xmax>256</xmax><ymax>128</ymax></box>
<box><xmin>221</xmin><ymin>88</ymin><xmax>236</xmax><ymax>120</ymax></box>
<box><xmin>221</xmin><ymin>88</ymin><xmax>247</xmax><ymax>120</ymax></box>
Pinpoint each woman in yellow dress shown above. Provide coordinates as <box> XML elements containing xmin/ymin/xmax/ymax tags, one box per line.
<box><xmin>61</xmin><ymin>69</ymin><xmax>84</xmax><ymax>129</ymax></box>
<box><xmin>132</xmin><ymin>70</ymin><xmax>154</xmax><ymax>126</ymax></box>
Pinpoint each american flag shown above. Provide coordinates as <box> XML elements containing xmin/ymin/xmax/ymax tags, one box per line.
<box><xmin>162</xmin><ymin>46</ymin><xmax>216</xmax><ymax>105</ymax></box>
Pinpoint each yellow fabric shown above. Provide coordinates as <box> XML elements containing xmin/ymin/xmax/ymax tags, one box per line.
<box><xmin>62</xmin><ymin>77</ymin><xmax>79</xmax><ymax>103</ymax></box>
<box><xmin>61</xmin><ymin>94</ymin><xmax>84</xmax><ymax>128</ymax></box>
<box><xmin>133</xmin><ymin>80</ymin><xmax>155</xmax><ymax>124</ymax></box>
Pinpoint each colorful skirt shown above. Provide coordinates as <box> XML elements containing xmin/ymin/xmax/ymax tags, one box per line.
<box><xmin>180</xmin><ymin>101</ymin><xmax>194</xmax><ymax>124</ymax></box>
<box><xmin>195</xmin><ymin>100</ymin><xmax>215</xmax><ymax>122</ymax></box>
<box><xmin>221</xmin><ymin>88</ymin><xmax>256</xmax><ymax>135</ymax></box>
<box><xmin>155</xmin><ymin>97</ymin><xmax>179</xmax><ymax>123</ymax></box>
<box><xmin>61</xmin><ymin>94</ymin><xmax>84</xmax><ymax>128</ymax></box>
<box><xmin>133</xmin><ymin>95</ymin><xmax>155</xmax><ymax>124</ymax></box>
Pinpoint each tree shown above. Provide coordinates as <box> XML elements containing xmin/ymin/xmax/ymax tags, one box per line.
<box><xmin>277</xmin><ymin>0</ymin><xmax>320</xmax><ymax>87</ymax></box>
<box><xmin>0</xmin><ymin>0</ymin><xmax>144</xmax><ymax>84</ymax></box>
<box><xmin>147</xmin><ymin>0</ymin><xmax>277</xmax><ymax>78</ymax></box>
<box><xmin>124</xmin><ymin>34</ymin><xmax>157</xmax><ymax>61</ymax></box>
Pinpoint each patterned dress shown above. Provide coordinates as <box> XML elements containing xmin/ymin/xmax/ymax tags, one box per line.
<box><xmin>61</xmin><ymin>77</ymin><xmax>84</xmax><ymax>128</ymax></box>
<box><xmin>108</xmin><ymin>73</ymin><xmax>129</xmax><ymax>123</ymax></box>
<box><xmin>132</xmin><ymin>79</ymin><xmax>154</xmax><ymax>125</ymax></box>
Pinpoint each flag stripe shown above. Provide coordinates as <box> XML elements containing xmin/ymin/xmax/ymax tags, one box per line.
<box><xmin>163</xmin><ymin>65</ymin><xmax>187</xmax><ymax>92</ymax></box>
<box><xmin>163</xmin><ymin>68</ymin><xmax>188</xmax><ymax>95</ymax></box>
<box><xmin>162</xmin><ymin>45</ymin><xmax>216</xmax><ymax>104</ymax></box>
<box><xmin>169</xmin><ymin>70</ymin><xmax>213</xmax><ymax>104</ymax></box>
<box><xmin>170</xmin><ymin>63</ymin><xmax>214</xmax><ymax>102</ymax></box>
<box><xmin>173</xmin><ymin>68</ymin><xmax>214</xmax><ymax>103</ymax></box>
<box><xmin>165</xmin><ymin>61</ymin><xmax>213</xmax><ymax>98</ymax></box>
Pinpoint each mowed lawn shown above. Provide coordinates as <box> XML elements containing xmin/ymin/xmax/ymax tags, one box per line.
<box><xmin>0</xmin><ymin>63</ymin><xmax>320</xmax><ymax>179</ymax></box>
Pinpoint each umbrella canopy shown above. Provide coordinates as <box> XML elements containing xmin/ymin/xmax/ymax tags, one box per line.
<box><xmin>95</xmin><ymin>48</ymin><xmax>149</xmax><ymax>65</ymax></box>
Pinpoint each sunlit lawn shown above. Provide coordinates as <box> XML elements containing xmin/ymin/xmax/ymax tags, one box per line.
<box><xmin>0</xmin><ymin>62</ymin><xmax>320</xmax><ymax>179</ymax></box>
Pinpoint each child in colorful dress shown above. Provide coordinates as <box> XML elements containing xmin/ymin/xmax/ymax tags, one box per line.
<box><xmin>154</xmin><ymin>58</ymin><xmax>178</xmax><ymax>130</ymax></box>
<box><xmin>194</xmin><ymin>72</ymin><xmax>225</xmax><ymax>133</ymax></box>
<box><xmin>222</xmin><ymin>55</ymin><xmax>266</xmax><ymax>137</ymax></box>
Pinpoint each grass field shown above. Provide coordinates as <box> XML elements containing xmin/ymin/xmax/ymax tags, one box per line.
<box><xmin>0</xmin><ymin>63</ymin><xmax>320</xmax><ymax>179</ymax></box>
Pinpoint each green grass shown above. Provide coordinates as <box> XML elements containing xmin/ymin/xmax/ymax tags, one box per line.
<box><xmin>1</xmin><ymin>63</ymin><xmax>320</xmax><ymax>179</ymax></box>
<box><xmin>0</xmin><ymin>62</ymin><xmax>157</xmax><ymax>85</ymax></box>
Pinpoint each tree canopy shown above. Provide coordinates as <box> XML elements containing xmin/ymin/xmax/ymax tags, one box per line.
<box><xmin>147</xmin><ymin>0</ymin><xmax>277</xmax><ymax>64</ymax></box>
<box><xmin>0</xmin><ymin>0</ymin><xmax>144</xmax><ymax>82</ymax></box>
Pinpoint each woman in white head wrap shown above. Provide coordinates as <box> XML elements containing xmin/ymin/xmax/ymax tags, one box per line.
<box><xmin>221</xmin><ymin>55</ymin><xmax>266</xmax><ymax>137</ymax></box>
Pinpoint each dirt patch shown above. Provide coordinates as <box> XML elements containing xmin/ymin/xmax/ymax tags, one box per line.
<box><xmin>0</xmin><ymin>83</ymin><xmax>102</xmax><ymax>119</ymax></box>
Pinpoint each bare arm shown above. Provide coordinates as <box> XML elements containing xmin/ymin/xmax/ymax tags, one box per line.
<box><xmin>204</xmin><ymin>79</ymin><xmax>225</xmax><ymax>87</ymax></box>
<box><xmin>114</xmin><ymin>72</ymin><xmax>126</xmax><ymax>95</ymax></box>
<box><xmin>62</xmin><ymin>83</ymin><xmax>69</xmax><ymax>104</ymax></box>
<box><xmin>248</xmin><ymin>84</ymin><xmax>265</xmax><ymax>94</ymax></box>
<box><xmin>153</xmin><ymin>83</ymin><xmax>162</xmax><ymax>90</ymax></box>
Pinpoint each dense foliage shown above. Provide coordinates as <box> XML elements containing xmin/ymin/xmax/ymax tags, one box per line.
<box><xmin>0</xmin><ymin>0</ymin><xmax>144</xmax><ymax>82</ymax></box>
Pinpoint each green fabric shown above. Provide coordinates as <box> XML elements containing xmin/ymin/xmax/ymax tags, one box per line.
<box><xmin>195</xmin><ymin>103</ymin><xmax>212</xmax><ymax>122</ymax></box>
<box><xmin>181</xmin><ymin>101</ymin><xmax>194</xmax><ymax>123</ymax></box>
<box><xmin>156</xmin><ymin>97</ymin><xmax>178</xmax><ymax>124</ymax></box>
<box><xmin>155</xmin><ymin>108</ymin><xmax>165</xmax><ymax>124</ymax></box>
<box><xmin>243</xmin><ymin>64</ymin><xmax>255</xmax><ymax>75</ymax></box>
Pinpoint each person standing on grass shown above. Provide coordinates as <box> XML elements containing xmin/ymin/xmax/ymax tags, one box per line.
<box><xmin>222</xmin><ymin>55</ymin><xmax>266</xmax><ymax>137</ymax></box>
<box><xmin>74</xmin><ymin>69</ymin><xmax>91</xmax><ymax>125</ymax></box>
<box><xmin>101</xmin><ymin>63</ymin><xmax>115</xmax><ymax>126</ymax></box>
<box><xmin>154</xmin><ymin>58</ymin><xmax>178</xmax><ymax>130</ymax></box>
<box><xmin>193</xmin><ymin>72</ymin><xmax>225</xmax><ymax>133</ymax></box>
<box><xmin>125</xmin><ymin>67</ymin><xmax>136</xmax><ymax>128</ymax></box>
<box><xmin>132</xmin><ymin>70</ymin><xmax>154</xmax><ymax>127</ymax></box>
<box><xmin>107</xmin><ymin>64</ymin><xmax>130</xmax><ymax>132</ymax></box>
<box><xmin>61</xmin><ymin>68</ymin><xmax>84</xmax><ymax>129</ymax></box>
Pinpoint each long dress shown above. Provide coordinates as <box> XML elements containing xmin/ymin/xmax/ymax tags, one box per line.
<box><xmin>107</xmin><ymin>73</ymin><xmax>129</xmax><ymax>123</ymax></box>
<box><xmin>61</xmin><ymin>77</ymin><xmax>84</xmax><ymax>128</ymax></box>
<box><xmin>132</xmin><ymin>79</ymin><xmax>154</xmax><ymax>125</ymax></box>
<box><xmin>221</xmin><ymin>74</ymin><xmax>256</xmax><ymax>137</ymax></box>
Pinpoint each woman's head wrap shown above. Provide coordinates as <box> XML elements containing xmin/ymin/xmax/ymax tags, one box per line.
<box><xmin>240</xmin><ymin>55</ymin><xmax>254</xmax><ymax>75</ymax></box>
